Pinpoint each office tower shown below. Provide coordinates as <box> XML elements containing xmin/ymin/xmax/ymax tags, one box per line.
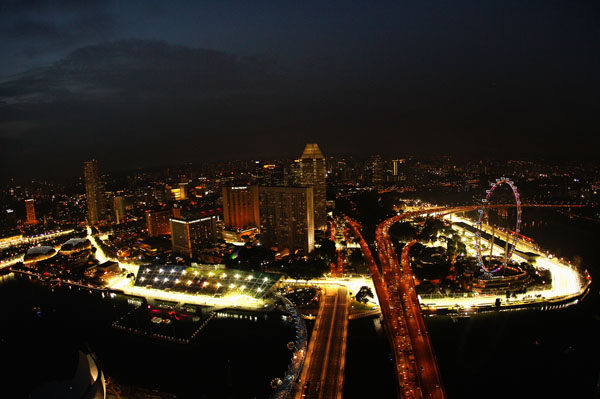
<box><xmin>179</xmin><ymin>183</ymin><xmax>189</xmax><ymax>200</ymax></box>
<box><xmin>392</xmin><ymin>159</ymin><xmax>403</xmax><ymax>176</ymax></box>
<box><xmin>5</xmin><ymin>209</ymin><xmax>17</xmax><ymax>227</ymax></box>
<box><xmin>170</xmin><ymin>216</ymin><xmax>217</xmax><ymax>257</ymax></box>
<box><xmin>113</xmin><ymin>196</ymin><xmax>125</xmax><ymax>224</ymax></box>
<box><xmin>172</xmin><ymin>206</ymin><xmax>182</xmax><ymax>219</ymax></box>
<box><xmin>259</xmin><ymin>186</ymin><xmax>314</xmax><ymax>254</ymax></box>
<box><xmin>84</xmin><ymin>160</ymin><xmax>106</xmax><ymax>225</ymax></box>
<box><xmin>222</xmin><ymin>185</ymin><xmax>260</xmax><ymax>230</ymax></box>
<box><xmin>25</xmin><ymin>199</ymin><xmax>37</xmax><ymax>224</ymax></box>
<box><xmin>299</xmin><ymin>143</ymin><xmax>326</xmax><ymax>230</ymax></box>
<box><xmin>284</xmin><ymin>159</ymin><xmax>302</xmax><ymax>186</ymax></box>
<box><xmin>371</xmin><ymin>155</ymin><xmax>384</xmax><ymax>189</ymax></box>
<box><xmin>146</xmin><ymin>209</ymin><xmax>172</xmax><ymax>237</ymax></box>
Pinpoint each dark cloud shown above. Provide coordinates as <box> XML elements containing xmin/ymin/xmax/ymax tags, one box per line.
<box><xmin>0</xmin><ymin>0</ymin><xmax>114</xmax><ymax>63</ymax></box>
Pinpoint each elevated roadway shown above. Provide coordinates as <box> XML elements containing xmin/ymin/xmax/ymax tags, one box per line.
<box><xmin>296</xmin><ymin>285</ymin><xmax>349</xmax><ymax>399</ymax></box>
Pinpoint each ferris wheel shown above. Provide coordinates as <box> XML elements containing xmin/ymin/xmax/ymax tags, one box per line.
<box><xmin>474</xmin><ymin>178</ymin><xmax>522</xmax><ymax>273</ymax></box>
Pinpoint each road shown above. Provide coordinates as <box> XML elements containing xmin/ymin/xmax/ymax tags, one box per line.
<box><xmin>296</xmin><ymin>285</ymin><xmax>349</xmax><ymax>399</ymax></box>
<box><xmin>346</xmin><ymin>217</ymin><xmax>419</xmax><ymax>399</ymax></box>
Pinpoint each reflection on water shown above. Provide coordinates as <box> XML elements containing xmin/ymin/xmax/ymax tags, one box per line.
<box><xmin>428</xmin><ymin>208</ymin><xmax>600</xmax><ymax>398</ymax></box>
<box><xmin>0</xmin><ymin>275</ymin><xmax>294</xmax><ymax>399</ymax></box>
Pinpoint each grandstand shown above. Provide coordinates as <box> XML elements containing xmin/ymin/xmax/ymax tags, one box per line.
<box><xmin>134</xmin><ymin>264</ymin><xmax>283</xmax><ymax>300</ymax></box>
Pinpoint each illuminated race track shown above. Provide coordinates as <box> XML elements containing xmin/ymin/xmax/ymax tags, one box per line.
<box><xmin>347</xmin><ymin>203</ymin><xmax>589</xmax><ymax>399</ymax></box>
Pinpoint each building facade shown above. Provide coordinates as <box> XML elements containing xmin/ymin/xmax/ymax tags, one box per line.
<box><xmin>146</xmin><ymin>209</ymin><xmax>172</xmax><ymax>237</ymax></box>
<box><xmin>25</xmin><ymin>199</ymin><xmax>37</xmax><ymax>224</ymax></box>
<box><xmin>84</xmin><ymin>160</ymin><xmax>106</xmax><ymax>225</ymax></box>
<box><xmin>170</xmin><ymin>216</ymin><xmax>217</xmax><ymax>257</ymax></box>
<box><xmin>259</xmin><ymin>186</ymin><xmax>314</xmax><ymax>254</ymax></box>
<box><xmin>113</xmin><ymin>196</ymin><xmax>126</xmax><ymax>224</ymax></box>
<box><xmin>299</xmin><ymin>143</ymin><xmax>326</xmax><ymax>230</ymax></box>
<box><xmin>222</xmin><ymin>185</ymin><xmax>260</xmax><ymax>230</ymax></box>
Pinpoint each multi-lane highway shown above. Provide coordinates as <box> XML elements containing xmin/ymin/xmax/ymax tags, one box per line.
<box><xmin>296</xmin><ymin>285</ymin><xmax>349</xmax><ymax>399</ymax></box>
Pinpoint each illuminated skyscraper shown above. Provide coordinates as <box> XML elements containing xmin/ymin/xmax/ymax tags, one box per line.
<box><xmin>170</xmin><ymin>216</ymin><xmax>217</xmax><ymax>257</ymax></box>
<box><xmin>146</xmin><ymin>209</ymin><xmax>171</xmax><ymax>237</ymax></box>
<box><xmin>392</xmin><ymin>159</ymin><xmax>403</xmax><ymax>176</ymax></box>
<box><xmin>113</xmin><ymin>196</ymin><xmax>125</xmax><ymax>224</ymax></box>
<box><xmin>299</xmin><ymin>143</ymin><xmax>326</xmax><ymax>229</ymax></box>
<box><xmin>222</xmin><ymin>185</ymin><xmax>260</xmax><ymax>230</ymax></box>
<box><xmin>371</xmin><ymin>155</ymin><xmax>384</xmax><ymax>189</ymax></box>
<box><xmin>84</xmin><ymin>160</ymin><xmax>106</xmax><ymax>226</ymax></box>
<box><xmin>259</xmin><ymin>186</ymin><xmax>314</xmax><ymax>254</ymax></box>
<box><xmin>25</xmin><ymin>199</ymin><xmax>37</xmax><ymax>224</ymax></box>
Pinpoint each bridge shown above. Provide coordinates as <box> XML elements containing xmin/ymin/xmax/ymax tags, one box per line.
<box><xmin>296</xmin><ymin>285</ymin><xmax>349</xmax><ymax>399</ymax></box>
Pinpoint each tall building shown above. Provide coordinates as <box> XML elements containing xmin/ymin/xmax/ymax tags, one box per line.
<box><xmin>284</xmin><ymin>159</ymin><xmax>302</xmax><ymax>186</ymax></box>
<box><xmin>5</xmin><ymin>209</ymin><xmax>17</xmax><ymax>227</ymax></box>
<box><xmin>259</xmin><ymin>186</ymin><xmax>314</xmax><ymax>254</ymax></box>
<box><xmin>25</xmin><ymin>199</ymin><xmax>37</xmax><ymax>224</ymax></box>
<box><xmin>170</xmin><ymin>216</ymin><xmax>217</xmax><ymax>257</ymax></box>
<box><xmin>222</xmin><ymin>185</ymin><xmax>260</xmax><ymax>230</ymax></box>
<box><xmin>113</xmin><ymin>196</ymin><xmax>126</xmax><ymax>224</ymax></box>
<box><xmin>146</xmin><ymin>209</ymin><xmax>171</xmax><ymax>237</ymax></box>
<box><xmin>371</xmin><ymin>155</ymin><xmax>384</xmax><ymax>189</ymax></box>
<box><xmin>84</xmin><ymin>160</ymin><xmax>106</xmax><ymax>225</ymax></box>
<box><xmin>299</xmin><ymin>143</ymin><xmax>326</xmax><ymax>230</ymax></box>
<box><xmin>392</xmin><ymin>159</ymin><xmax>404</xmax><ymax>176</ymax></box>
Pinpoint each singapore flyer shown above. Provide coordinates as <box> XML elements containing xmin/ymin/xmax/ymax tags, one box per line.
<box><xmin>474</xmin><ymin>177</ymin><xmax>522</xmax><ymax>273</ymax></box>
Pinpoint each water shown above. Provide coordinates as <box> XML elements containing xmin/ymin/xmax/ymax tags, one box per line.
<box><xmin>427</xmin><ymin>208</ymin><xmax>600</xmax><ymax>398</ymax></box>
<box><xmin>344</xmin><ymin>317</ymin><xmax>396</xmax><ymax>398</ymax></box>
<box><xmin>0</xmin><ymin>276</ymin><xmax>295</xmax><ymax>399</ymax></box>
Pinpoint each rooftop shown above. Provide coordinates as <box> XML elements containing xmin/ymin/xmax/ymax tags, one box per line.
<box><xmin>300</xmin><ymin>143</ymin><xmax>324</xmax><ymax>160</ymax></box>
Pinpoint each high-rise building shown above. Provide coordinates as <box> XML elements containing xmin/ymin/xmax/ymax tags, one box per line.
<box><xmin>371</xmin><ymin>155</ymin><xmax>384</xmax><ymax>189</ymax></box>
<box><xmin>259</xmin><ymin>186</ymin><xmax>314</xmax><ymax>254</ymax></box>
<box><xmin>84</xmin><ymin>160</ymin><xmax>106</xmax><ymax>225</ymax></box>
<box><xmin>113</xmin><ymin>196</ymin><xmax>126</xmax><ymax>224</ymax></box>
<box><xmin>5</xmin><ymin>209</ymin><xmax>17</xmax><ymax>227</ymax></box>
<box><xmin>146</xmin><ymin>209</ymin><xmax>172</xmax><ymax>237</ymax></box>
<box><xmin>25</xmin><ymin>199</ymin><xmax>37</xmax><ymax>224</ymax></box>
<box><xmin>392</xmin><ymin>159</ymin><xmax>404</xmax><ymax>176</ymax></box>
<box><xmin>222</xmin><ymin>185</ymin><xmax>260</xmax><ymax>230</ymax></box>
<box><xmin>170</xmin><ymin>216</ymin><xmax>217</xmax><ymax>257</ymax></box>
<box><xmin>284</xmin><ymin>159</ymin><xmax>302</xmax><ymax>186</ymax></box>
<box><xmin>299</xmin><ymin>143</ymin><xmax>326</xmax><ymax>230</ymax></box>
<box><xmin>172</xmin><ymin>206</ymin><xmax>182</xmax><ymax>219</ymax></box>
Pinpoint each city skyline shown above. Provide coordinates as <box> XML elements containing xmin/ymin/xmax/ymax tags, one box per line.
<box><xmin>1</xmin><ymin>1</ymin><xmax>599</xmax><ymax>179</ymax></box>
<box><xmin>0</xmin><ymin>2</ymin><xmax>598</xmax><ymax>399</ymax></box>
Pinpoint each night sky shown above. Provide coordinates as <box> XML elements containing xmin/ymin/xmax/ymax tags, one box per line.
<box><xmin>1</xmin><ymin>1</ymin><xmax>598</xmax><ymax>178</ymax></box>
